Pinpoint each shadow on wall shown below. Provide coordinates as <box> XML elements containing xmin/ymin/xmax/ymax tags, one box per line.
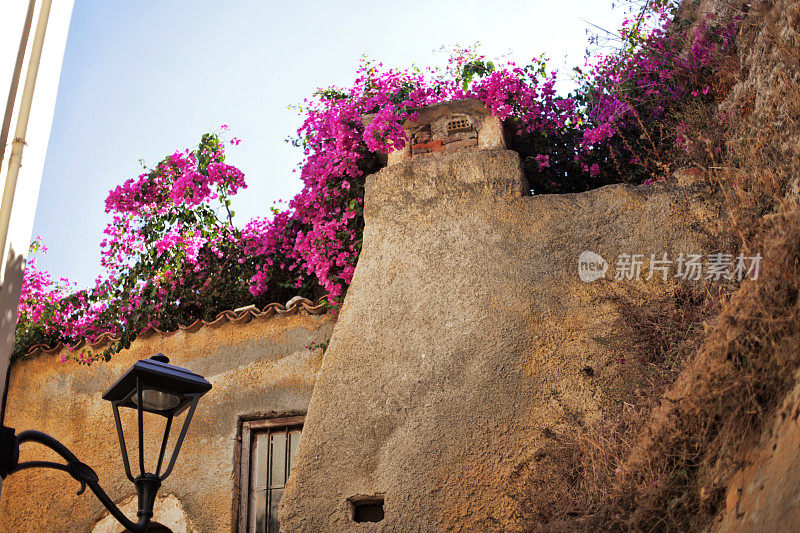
<box><xmin>91</xmin><ymin>494</ymin><xmax>191</xmax><ymax>533</ymax></box>
<box><xmin>1</xmin><ymin>249</ymin><xmax>27</xmax><ymax>420</ymax></box>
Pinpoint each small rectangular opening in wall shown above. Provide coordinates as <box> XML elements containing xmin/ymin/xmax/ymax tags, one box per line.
<box><xmin>349</xmin><ymin>495</ymin><xmax>384</xmax><ymax>523</ymax></box>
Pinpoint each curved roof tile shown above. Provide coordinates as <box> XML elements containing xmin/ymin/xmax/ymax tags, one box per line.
<box><xmin>23</xmin><ymin>296</ymin><xmax>330</xmax><ymax>357</ymax></box>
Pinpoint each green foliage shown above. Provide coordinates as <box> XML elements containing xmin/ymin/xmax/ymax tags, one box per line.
<box><xmin>459</xmin><ymin>59</ymin><xmax>495</xmax><ymax>91</ymax></box>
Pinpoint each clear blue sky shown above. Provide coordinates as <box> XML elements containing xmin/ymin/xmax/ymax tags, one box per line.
<box><xmin>32</xmin><ymin>1</ymin><xmax>629</xmax><ymax>289</ymax></box>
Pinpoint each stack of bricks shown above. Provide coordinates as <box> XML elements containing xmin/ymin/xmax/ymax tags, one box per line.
<box><xmin>443</xmin><ymin>136</ymin><xmax>478</xmax><ymax>151</ymax></box>
<box><xmin>411</xmin><ymin>139</ymin><xmax>444</xmax><ymax>156</ymax></box>
<box><xmin>362</xmin><ymin>99</ymin><xmax>507</xmax><ymax>166</ymax></box>
<box><xmin>410</xmin><ymin>117</ymin><xmax>479</xmax><ymax>159</ymax></box>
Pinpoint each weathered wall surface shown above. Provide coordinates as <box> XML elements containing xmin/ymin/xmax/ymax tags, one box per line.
<box><xmin>0</xmin><ymin>312</ymin><xmax>335</xmax><ymax>532</ymax></box>
<box><xmin>714</xmin><ymin>370</ymin><xmax>800</xmax><ymax>532</ymax></box>
<box><xmin>281</xmin><ymin>148</ymin><xmax>721</xmax><ymax>531</ymax></box>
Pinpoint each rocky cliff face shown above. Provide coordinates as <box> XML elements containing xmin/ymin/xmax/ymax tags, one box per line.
<box><xmin>714</xmin><ymin>0</ymin><xmax>800</xmax><ymax>181</ymax></box>
<box><xmin>279</xmin><ymin>146</ymin><xmax>721</xmax><ymax>531</ymax></box>
<box><xmin>683</xmin><ymin>1</ymin><xmax>800</xmax><ymax>529</ymax></box>
<box><xmin>715</xmin><ymin>371</ymin><xmax>800</xmax><ymax>532</ymax></box>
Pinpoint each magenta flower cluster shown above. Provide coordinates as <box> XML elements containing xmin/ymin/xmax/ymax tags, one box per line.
<box><xmin>15</xmin><ymin>3</ymin><xmax>738</xmax><ymax>360</ymax></box>
<box><xmin>578</xmin><ymin>1</ymin><xmax>738</xmax><ymax>177</ymax></box>
<box><xmin>240</xmin><ymin>51</ymin><xmax>581</xmax><ymax>299</ymax></box>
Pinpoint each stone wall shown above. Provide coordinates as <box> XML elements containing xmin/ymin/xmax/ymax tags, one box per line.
<box><xmin>280</xmin><ymin>146</ymin><xmax>721</xmax><ymax>531</ymax></box>
<box><xmin>0</xmin><ymin>312</ymin><xmax>335</xmax><ymax>532</ymax></box>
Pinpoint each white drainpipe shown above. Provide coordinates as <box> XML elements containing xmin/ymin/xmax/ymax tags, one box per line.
<box><xmin>0</xmin><ymin>0</ymin><xmax>36</xmax><ymax>172</ymax></box>
<box><xmin>0</xmin><ymin>0</ymin><xmax>75</xmax><ymax>496</ymax></box>
<box><xmin>0</xmin><ymin>0</ymin><xmax>52</xmax><ymax>265</ymax></box>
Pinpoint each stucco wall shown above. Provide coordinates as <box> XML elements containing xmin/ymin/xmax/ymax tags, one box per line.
<box><xmin>280</xmin><ymin>148</ymin><xmax>720</xmax><ymax>531</ymax></box>
<box><xmin>0</xmin><ymin>312</ymin><xmax>335</xmax><ymax>532</ymax></box>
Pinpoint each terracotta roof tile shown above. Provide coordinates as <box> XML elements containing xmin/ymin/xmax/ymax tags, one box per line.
<box><xmin>23</xmin><ymin>296</ymin><xmax>329</xmax><ymax>357</ymax></box>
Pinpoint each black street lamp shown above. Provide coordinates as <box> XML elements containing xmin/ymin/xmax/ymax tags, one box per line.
<box><xmin>0</xmin><ymin>353</ymin><xmax>212</xmax><ymax>531</ymax></box>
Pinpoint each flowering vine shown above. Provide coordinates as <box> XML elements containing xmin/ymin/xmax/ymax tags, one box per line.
<box><xmin>15</xmin><ymin>1</ymin><xmax>739</xmax><ymax>361</ymax></box>
<box><xmin>576</xmin><ymin>0</ymin><xmax>739</xmax><ymax>182</ymax></box>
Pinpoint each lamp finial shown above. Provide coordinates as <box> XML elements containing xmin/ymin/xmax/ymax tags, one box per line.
<box><xmin>150</xmin><ymin>353</ymin><xmax>169</xmax><ymax>363</ymax></box>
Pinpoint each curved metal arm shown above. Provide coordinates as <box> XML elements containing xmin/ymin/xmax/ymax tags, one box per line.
<box><xmin>9</xmin><ymin>430</ymin><xmax>152</xmax><ymax>532</ymax></box>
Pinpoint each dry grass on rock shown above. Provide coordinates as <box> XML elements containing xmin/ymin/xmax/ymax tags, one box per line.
<box><xmin>528</xmin><ymin>1</ymin><xmax>800</xmax><ymax>528</ymax></box>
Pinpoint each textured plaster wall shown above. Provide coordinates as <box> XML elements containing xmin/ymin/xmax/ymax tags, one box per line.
<box><xmin>91</xmin><ymin>494</ymin><xmax>192</xmax><ymax>533</ymax></box>
<box><xmin>0</xmin><ymin>313</ymin><xmax>335</xmax><ymax>532</ymax></box>
<box><xmin>280</xmin><ymin>148</ymin><xmax>720</xmax><ymax>531</ymax></box>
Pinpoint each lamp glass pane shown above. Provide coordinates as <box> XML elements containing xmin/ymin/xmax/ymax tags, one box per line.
<box><xmin>131</xmin><ymin>388</ymin><xmax>181</xmax><ymax>411</ymax></box>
